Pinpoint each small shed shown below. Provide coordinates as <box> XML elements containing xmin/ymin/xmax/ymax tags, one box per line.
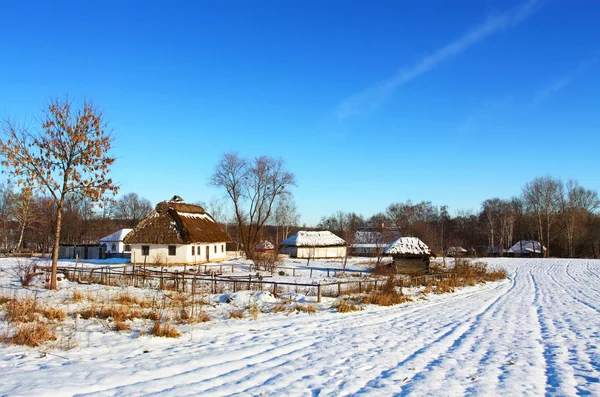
<box><xmin>383</xmin><ymin>237</ymin><xmax>431</xmax><ymax>274</ymax></box>
<box><xmin>99</xmin><ymin>228</ymin><xmax>132</xmax><ymax>257</ymax></box>
<box><xmin>256</xmin><ymin>240</ymin><xmax>275</xmax><ymax>252</ymax></box>
<box><xmin>508</xmin><ymin>240</ymin><xmax>545</xmax><ymax>257</ymax></box>
<box><xmin>279</xmin><ymin>231</ymin><xmax>346</xmax><ymax>259</ymax></box>
<box><xmin>446</xmin><ymin>246</ymin><xmax>467</xmax><ymax>257</ymax></box>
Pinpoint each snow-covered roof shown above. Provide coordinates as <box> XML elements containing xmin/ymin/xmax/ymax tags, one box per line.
<box><xmin>280</xmin><ymin>231</ymin><xmax>346</xmax><ymax>247</ymax></box>
<box><xmin>99</xmin><ymin>229</ymin><xmax>133</xmax><ymax>243</ymax></box>
<box><xmin>447</xmin><ymin>246</ymin><xmax>467</xmax><ymax>254</ymax></box>
<box><xmin>256</xmin><ymin>241</ymin><xmax>275</xmax><ymax>250</ymax></box>
<box><xmin>508</xmin><ymin>240</ymin><xmax>545</xmax><ymax>254</ymax></box>
<box><xmin>384</xmin><ymin>237</ymin><xmax>430</xmax><ymax>256</ymax></box>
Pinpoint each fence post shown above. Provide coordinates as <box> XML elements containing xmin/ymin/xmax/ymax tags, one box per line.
<box><xmin>234</xmin><ymin>280</ymin><xmax>237</xmax><ymax>292</ymax></box>
<box><xmin>374</xmin><ymin>280</ymin><xmax>378</xmax><ymax>292</ymax></box>
<box><xmin>310</xmin><ymin>269</ymin><xmax>313</xmax><ymax>278</ymax></box>
<box><xmin>273</xmin><ymin>282</ymin><xmax>277</xmax><ymax>296</ymax></box>
<box><xmin>293</xmin><ymin>268</ymin><xmax>296</xmax><ymax>277</ymax></box>
<box><xmin>317</xmin><ymin>284</ymin><xmax>322</xmax><ymax>303</ymax></box>
<box><xmin>338</xmin><ymin>282</ymin><xmax>341</xmax><ymax>297</ymax></box>
<box><xmin>359</xmin><ymin>281</ymin><xmax>362</xmax><ymax>293</ymax></box>
<box><xmin>327</xmin><ymin>269</ymin><xmax>330</xmax><ymax>277</ymax></box>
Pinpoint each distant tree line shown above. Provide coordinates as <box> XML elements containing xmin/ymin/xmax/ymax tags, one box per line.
<box><xmin>317</xmin><ymin>177</ymin><xmax>600</xmax><ymax>259</ymax></box>
<box><xmin>0</xmin><ymin>183</ymin><xmax>153</xmax><ymax>252</ymax></box>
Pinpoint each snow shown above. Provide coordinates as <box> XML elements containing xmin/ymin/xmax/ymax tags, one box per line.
<box><xmin>384</xmin><ymin>236</ymin><xmax>431</xmax><ymax>256</ymax></box>
<box><xmin>99</xmin><ymin>228</ymin><xmax>133</xmax><ymax>243</ymax></box>
<box><xmin>1</xmin><ymin>257</ymin><xmax>600</xmax><ymax>396</ymax></box>
<box><xmin>280</xmin><ymin>231</ymin><xmax>346</xmax><ymax>247</ymax></box>
<box><xmin>177</xmin><ymin>212</ymin><xmax>212</xmax><ymax>221</ymax></box>
<box><xmin>509</xmin><ymin>240</ymin><xmax>545</xmax><ymax>254</ymax></box>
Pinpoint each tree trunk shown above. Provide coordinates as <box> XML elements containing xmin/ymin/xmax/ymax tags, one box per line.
<box><xmin>17</xmin><ymin>223</ymin><xmax>25</xmax><ymax>250</ymax></box>
<box><xmin>50</xmin><ymin>204</ymin><xmax>63</xmax><ymax>290</ymax></box>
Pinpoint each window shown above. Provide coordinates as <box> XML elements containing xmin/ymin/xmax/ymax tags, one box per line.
<box><xmin>214</xmin><ymin>245</ymin><xmax>217</xmax><ymax>253</ymax></box>
<box><xmin>191</xmin><ymin>246</ymin><xmax>195</xmax><ymax>256</ymax></box>
<box><xmin>111</xmin><ymin>243</ymin><xmax>116</xmax><ymax>251</ymax></box>
<box><xmin>168</xmin><ymin>246</ymin><xmax>176</xmax><ymax>256</ymax></box>
<box><xmin>222</xmin><ymin>244</ymin><xmax>224</xmax><ymax>252</ymax></box>
<box><xmin>124</xmin><ymin>245</ymin><xmax>131</xmax><ymax>252</ymax></box>
<box><xmin>142</xmin><ymin>245</ymin><xmax>150</xmax><ymax>256</ymax></box>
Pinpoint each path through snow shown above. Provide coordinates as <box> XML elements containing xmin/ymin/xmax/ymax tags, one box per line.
<box><xmin>0</xmin><ymin>258</ymin><xmax>599</xmax><ymax>396</ymax></box>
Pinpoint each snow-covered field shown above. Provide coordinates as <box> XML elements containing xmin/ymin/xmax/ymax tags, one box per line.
<box><xmin>1</xmin><ymin>258</ymin><xmax>599</xmax><ymax>396</ymax></box>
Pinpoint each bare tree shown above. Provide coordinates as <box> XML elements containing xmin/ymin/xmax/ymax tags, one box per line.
<box><xmin>115</xmin><ymin>192</ymin><xmax>153</xmax><ymax>227</ymax></box>
<box><xmin>210</xmin><ymin>153</ymin><xmax>296</xmax><ymax>259</ymax></box>
<box><xmin>560</xmin><ymin>180</ymin><xmax>600</xmax><ymax>257</ymax></box>
<box><xmin>274</xmin><ymin>194</ymin><xmax>300</xmax><ymax>245</ymax></box>
<box><xmin>0</xmin><ymin>181</ymin><xmax>15</xmax><ymax>250</ymax></box>
<box><xmin>522</xmin><ymin>176</ymin><xmax>562</xmax><ymax>257</ymax></box>
<box><xmin>0</xmin><ymin>97</ymin><xmax>119</xmax><ymax>289</ymax></box>
<box><xmin>10</xmin><ymin>187</ymin><xmax>39</xmax><ymax>250</ymax></box>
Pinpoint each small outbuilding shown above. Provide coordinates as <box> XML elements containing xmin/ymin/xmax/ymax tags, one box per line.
<box><xmin>446</xmin><ymin>246</ymin><xmax>467</xmax><ymax>257</ymax></box>
<box><xmin>256</xmin><ymin>240</ymin><xmax>276</xmax><ymax>252</ymax></box>
<box><xmin>383</xmin><ymin>237</ymin><xmax>431</xmax><ymax>274</ymax></box>
<box><xmin>99</xmin><ymin>228</ymin><xmax>132</xmax><ymax>257</ymax></box>
<box><xmin>279</xmin><ymin>231</ymin><xmax>346</xmax><ymax>259</ymax></box>
<box><xmin>508</xmin><ymin>240</ymin><xmax>545</xmax><ymax>257</ymax></box>
<box><xmin>124</xmin><ymin>196</ymin><xmax>232</xmax><ymax>265</ymax></box>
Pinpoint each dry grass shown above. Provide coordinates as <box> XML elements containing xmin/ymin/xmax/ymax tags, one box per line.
<box><xmin>150</xmin><ymin>319</ymin><xmax>180</xmax><ymax>338</ymax></box>
<box><xmin>363</xmin><ymin>291</ymin><xmax>412</xmax><ymax>306</ymax></box>
<box><xmin>114</xmin><ymin>291</ymin><xmax>153</xmax><ymax>308</ymax></box>
<box><xmin>229</xmin><ymin>310</ymin><xmax>245</xmax><ymax>319</ymax></box>
<box><xmin>335</xmin><ymin>300</ymin><xmax>363</xmax><ymax>313</ymax></box>
<box><xmin>114</xmin><ymin>321</ymin><xmax>131</xmax><ymax>332</ymax></box>
<box><xmin>5</xmin><ymin>298</ymin><xmax>66</xmax><ymax>322</ymax></box>
<box><xmin>4</xmin><ymin>323</ymin><xmax>56</xmax><ymax>347</ymax></box>
<box><xmin>72</xmin><ymin>289</ymin><xmax>84</xmax><ymax>303</ymax></box>
<box><xmin>294</xmin><ymin>304</ymin><xmax>317</xmax><ymax>314</ymax></box>
<box><xmin>271</xmin><ymin>303</ymin><xmax>288</xmax><ymax>313</ymax></box>
<box><xmin>248</xmin><ymin>304</ymin><xmax>260</xmax><ymax>320</ymax></box>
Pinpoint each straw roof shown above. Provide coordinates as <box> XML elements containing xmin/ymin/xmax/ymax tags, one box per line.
<box><xmin>384</xmin><ymin>237</ymin><xmax>431</xmax><ymax>256</ymax></box>
<box><xmin>124</xmin><ymin>197</ymin><xmax>231</xmax><ymax>245</ymax></box>
<box><xmin>280</xmin><ymin>231</ymin><xmax>346</xmax><ymax>247</ymax></box>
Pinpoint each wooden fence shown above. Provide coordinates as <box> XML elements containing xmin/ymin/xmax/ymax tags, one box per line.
<box><xmin>38</xmin><ymin>264</ymin><xmax>455</xmax><ymax>303</ymax></box>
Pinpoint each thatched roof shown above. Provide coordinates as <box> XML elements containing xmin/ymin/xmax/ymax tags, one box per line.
<box><xmin>280</xmin><ymin>231</ymin><xmax>346</xmax><ymax>247</ymax></box>
<box><xmin>123</xmin><ymin>197</ymin><xmax>231</xmax><ymax>245</ymax></box>
<box><xmin>508</xmin><ymin>240</ymin><xmax>544</xmax><ymax>254</ymax></box>
<box><xmin>384</xmin><ymin>237</ymin><xmax>431</xmax><ymax>256</ymax></box>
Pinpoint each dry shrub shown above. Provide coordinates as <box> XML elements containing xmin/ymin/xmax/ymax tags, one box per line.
<box><xmin>229</xmin><ymin>310</ymin><xmax>245</xmax><ymax>319</ymax></box>
<box><xmin>6</xmin><ymin>297</ymin><xmax>39</xmax><ymax>322</ymax></box>
<box><xmin>453</xmin><ymin>259</ymin><xmax>507</xmax><ymax>284</ymax></box>
<box><xmin>363</xmin><ymin>291</ymin><xmax>411</xmax><ymax>306</ymax></box>
<box><xmin>434</xmin><ymin>280</ymin><xmax>455</xmax><ymax>294</ymax></box>
<box><xmin>150</xmin><ymin>319</ymin><xmax>180</xmax><ymax>338</ymax></box>
<box><xmin>295</xmin><ymin>304</ymin><xmax>316</xmax><ymax>314</ymax></box>
<box><xmin>195</xmin><ymin>310</ymin><xmax>211</xmax><ymax>323</ymax></box>
<box><xmin>335</xmin><ymin>300</ymin><xmax>363</xmax><ymax>313</ymax></box>
<box><xmin>114</xmin><ymin>321</ymin><xmax>131</xmax><ymax>332</ymax></box>
<box><xmin>248</xmin><ymin>304</ymin><xmax>259</xmax><ymax>320</ymax></box>
<box><xmin>42</xmin><ymin>306</ymin><xmax>66</xmax><ymax>321</ymax></box>
<box><xmin>6</xmin><ymin>258</ymin><xmax>42</xmax><ymax>287</ymax></box>
<box><xmin>422</xmin><ymin>281</ymin><xmax>433</xmax><ymax>295</ymax></box>
<box><xmin>114</xmin><ymin>291</ymin><xmax>154</xmax><ymax>309</ymax></box>
<box><xmin>5</xmin><ymin>323</ymin><xmax>56</xmax><ymax>347</ymax></box>
<box><xmin>271</xmin><ymin>303</ymin><xmax>288</xmax><ymax>313</ymax></box>
<box><xmin>72</xmin><ymin>289</ymin><xmax>84</xmax><ymax>303</ymax></box>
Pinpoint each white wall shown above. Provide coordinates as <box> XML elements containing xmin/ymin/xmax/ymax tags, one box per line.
<box><xmin>104</xmin><ymin>241</ymin><xmax>131</xmax><ymax>254</ymax></box>
<box><xmin>285</xmin><ymin>246</ymin><xmax>346</xmax><ymax>258</ymax></box>
<box><xmin>130</xmin><ymin>242</ymin><xmax>227</xmax><ymax>265</ymax></box>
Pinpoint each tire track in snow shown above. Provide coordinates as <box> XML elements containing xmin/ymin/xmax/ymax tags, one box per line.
<box><xmin>532</xmin><ymin>259</ymin><xmax>600</xmax><ymax>396</ymax></box>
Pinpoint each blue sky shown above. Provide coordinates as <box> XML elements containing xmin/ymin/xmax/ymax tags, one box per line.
<box><xmin>1</xmin><ymin>0</ymin><xmax>599</xmax><ymax>225</ymax></box>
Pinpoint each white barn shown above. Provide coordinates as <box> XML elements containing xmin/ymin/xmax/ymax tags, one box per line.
<box><xmin>99</xmin><ymin>228</ymin><xmax>132</xmax><ymax>255</ymax></box>
<box><xmin>280</xmin><ymin>231</ymin><xmax>346</xmax><ymax>259</ymax></box>
<box><xmin>124</xmin><ymin>196</ymin><xmax>231</xmax><ymax>265</ymax></box>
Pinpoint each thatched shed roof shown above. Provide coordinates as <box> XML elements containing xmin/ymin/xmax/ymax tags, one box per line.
<box><xmin>123</xmin><ymin>197</ymin><xmax>231</xmax><ymax>245</ymax></box>
<box><xmin>384</xmin><ymin>237</ymin><xmax>431</xmax><ymax>257</ymax></box>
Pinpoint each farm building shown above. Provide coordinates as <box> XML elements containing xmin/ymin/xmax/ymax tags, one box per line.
<box><xmin>123</xmin><ymin>196</ymin><xmax>232</xmax><ymax>265</ymax></box>
<box><xmin>508</xmin><ymin>240</ymin><xmax>545</xmax><ymax>257</ymax></box>
<box><xmin>383</xmin><ymin>237</ymin><xmax>431</xmax><ymax>274</ymax></box>
<box><xmin>256</xmin><ymin>240</ymin><xmax>275</xmax><ymax>252</ymax></box>
<box><xmin>279</xmin><ymin>231</ymin><xmax>346</xmax><ymax>258</ymax></box>
<box><xmin>350</xmin><ymin>228</ymin><xmax>401</xmax><ymax>256</ymax></box>
<box><xmin>58</xmin><ymin>244</ymin><xmax>104</xmax><ymax>260</ymax></box>
<box><xmin>446</xmin><ymin>246</ymin><xmax>467</xmax><ymax>257</ymax></box>
<box><xmin>99</xmin><ymin>228</ymin><xmax>132</xmax><ymax>257</ymax></box>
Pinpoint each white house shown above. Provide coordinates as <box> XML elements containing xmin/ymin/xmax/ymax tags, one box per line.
<box><xmin>123</xmin><ymin>196</ymin><xmax>232</xmax><ymax>265</ymax></box>
<box><xmin>280</xmin><ymin>231</ymin><xmax>346</xmax><ymax>258</ymax></box>
<box><xmin>99</xmin><ymin>228</ymin><xmax>132</xmax><ymax>255</ymax></box>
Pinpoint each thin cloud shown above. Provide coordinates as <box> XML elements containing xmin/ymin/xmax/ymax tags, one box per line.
<box><xmin>531</xmin><ymin>57</ymin><xmax>597</xmax><ymax>105</ymax></box>
<box><xmin>336</xmin><ymin>0</ymin><xmax>540</xmax><ymax>121</ymax></box>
